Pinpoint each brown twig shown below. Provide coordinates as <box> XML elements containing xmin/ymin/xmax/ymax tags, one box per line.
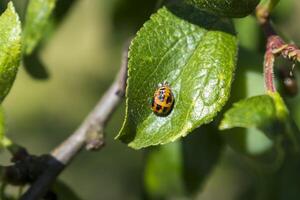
<box><xmin>256</xmin><ymin>5</ymin><xmax>300</xmax><ymax>93</ymax></box>
<box><xmin>19</xmin><ymin>42</ymin><xmax>129</xmax><ymax>200</ymax></box>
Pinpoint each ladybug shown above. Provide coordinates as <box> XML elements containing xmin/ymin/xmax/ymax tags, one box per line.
<box><xmin>151</xmin><ymin>81</ymin><xmax>175</xmax><ymax>116</ymax></box>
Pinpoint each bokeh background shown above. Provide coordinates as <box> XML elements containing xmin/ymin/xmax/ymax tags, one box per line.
<box><xmin>1</xmin><ymin>0</ymin><xmax>300</xmax><ymax>199</ymax></box>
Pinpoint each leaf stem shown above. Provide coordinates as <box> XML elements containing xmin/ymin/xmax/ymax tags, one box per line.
<box><xmin>264</xmin><ymin>50</ymin><xmax>276</xmax><ymax>92</ymax></box>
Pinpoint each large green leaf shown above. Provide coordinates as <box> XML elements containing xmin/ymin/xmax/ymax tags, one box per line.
<box><xmin>0</xmin><ymin>2</ymin><xmax>21</xmax><ymax>103</ymax></box>
<box><xmin>184</xmin><ymin>0</ymin><xmax>260</xmax><ymax>18</ymax></box>
<box><xmin>23</xmin><ymin>0</ymin><xmax>56</xmax><ymax>55</ymax></box>
<box><xmin>117</xmin><ymin>5</ymin><xmax>237</xmax><ymax>149</ymax></box>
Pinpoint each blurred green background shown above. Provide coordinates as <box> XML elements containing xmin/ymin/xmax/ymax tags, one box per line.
<box><xmin>1</xmin><ymin>0</ymin><xmax>300</xmax><ymax>199</ymax></box>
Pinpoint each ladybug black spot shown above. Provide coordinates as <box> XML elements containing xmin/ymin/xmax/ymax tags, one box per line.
<box><xmin>156</xmin><ymin>104</ymin><xmax>162</xmax><ymax>111</ymax></box>
<box><xmin>166</xmin><ymin>96</ymin><xmax>172</xmax><ymax>104</ymax></box>
<box><xmin>162</xmin><ymin>107</ymin><xmax>168</xmax><ymax>113</ymax></box>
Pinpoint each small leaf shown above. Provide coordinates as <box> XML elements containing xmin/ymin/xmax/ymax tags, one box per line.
<box><xmin>219</xmin><ymin>92</ymin><xmax>300</xmax><ymax>155</ymax></box>
<box><xmin>23</xmin><ymin>0</ymin><xmax>56</xmax><ymax>55</ymax></box>
<box><xmin>184</xmin><ymin>0</ymin><xmax>260</xmax><ymax>18</ymax></box>
<box><xmin>219</xmin><ymin>93</ymin><xmax>288</xmax><ymax>168</ymax></box>
<box><xmin>219</xmin><ymin>95</ymin><xmax>277</xmax><ymax>130</ymax></box>
<box><xmin>23</xmin><ymin>47</ymin><xmax>50</xmax><ymax>79</ymax></box>
<box><xmin>0</xmin><ymin>2</ymin><xmax>22</xmax><ymax>103</ymax></box>
<box><xmin>23</xmin><ymin>0</ymin><xmax>76</xmax><ymax>79</ymax></box>
<box><xmin>117</xmin><ymin>5</ymin><xmax>238</xmax><ymax>149</ymax></box>
<box><xmin>220</xmin><ymin>93</ymin><xmax>292</xmax><ymax>142</ymax></box>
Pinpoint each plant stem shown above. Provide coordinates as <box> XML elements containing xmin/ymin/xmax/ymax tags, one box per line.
<box><xmin>264</xmin><ymin>50</ymin><xmax>276</xmax><ymax>92</ymax></box>
<box><xmin>256</xmin><ymin>5</ymin><xmax>300</xmax><ymax>93</ymax></box>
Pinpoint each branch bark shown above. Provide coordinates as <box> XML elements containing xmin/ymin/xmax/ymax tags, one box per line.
<box><xmin>20</xmin><ymin>42</ymin><xmax>129</xmax><ymax>200</ymax></box>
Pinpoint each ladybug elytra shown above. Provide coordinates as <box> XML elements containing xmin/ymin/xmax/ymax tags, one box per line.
<box><xmin>151</xmin><ymin>81</ymin><xmax>174</xmax><ymax>116</ymax></box>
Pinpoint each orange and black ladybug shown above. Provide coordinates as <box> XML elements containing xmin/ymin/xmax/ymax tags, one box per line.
<box><xmin>151</xmin><ymin>81</ymin><xmax>174</xmax><ymax>116</ymax></box>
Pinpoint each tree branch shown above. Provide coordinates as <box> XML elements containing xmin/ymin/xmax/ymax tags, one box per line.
<box><xmin>20</xmin><ymin>41</ymin><xmax>129</xmax><ymax>200</ymax></box>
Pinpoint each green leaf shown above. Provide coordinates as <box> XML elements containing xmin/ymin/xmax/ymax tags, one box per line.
<box><xmin>220</xmin><ymin>93</ymin><xmax>290</xmax><ymax>139</ymax></box>
<box><xmin>184</xmin><ymin>0</ymin><xmax>260</xmax><ymax>18</ymax></box>
<box><xmin>270</xmin><ymin>92</ymin><xmax>289</xmax><ymax>121</ymax></box>
<box><xmin>219</xmin><ymin>95</ymin><xmax>277</xmax><ymax>130</ymax></box>
<box><xmin>219</xmin><ymin>92</ymin><xmax>300</xmax><ymax>155</ymax></box>
<box><xmin>23</xmin><ymin>0</ymin><xmax>76</xmax><ymax>79</ymax></box>
<box><xmin>219</xmin><ymin>95</ymin><xmax>278</xmax><ymax>155</ymax></box>
<box><xmin>0</xmin><ymin>2</ymin><xmax>21</xmax><ymax>103</ymax></box>
<box><xmin>117</xmin><ymin>5</ymin><xmax>238</xmax><ymax>149</ymax></box>
<box><xmin>23</xmin><ymin>0</ymin><xmax>56</xmax><ymax>55</ymax></box>
<box><xmin>23</xmin><ymin>47</ymin><xmax>49</xmax><ymax>79</ymax></box>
